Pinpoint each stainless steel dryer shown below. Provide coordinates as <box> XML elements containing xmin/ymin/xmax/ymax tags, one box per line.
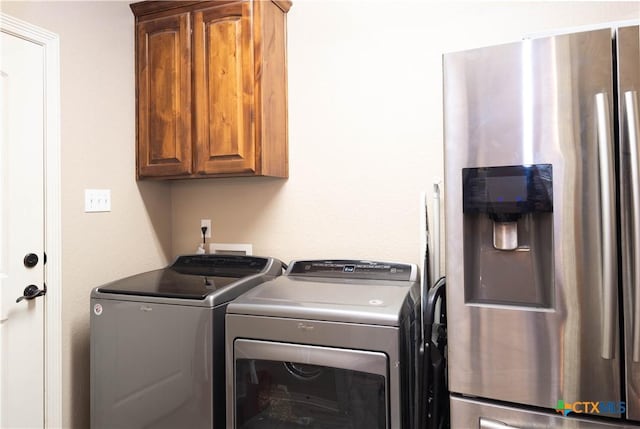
<box><xmin>225</xmin><ymin>259</ymin><xmax>420</xmax><ymax>429</ymax></box>
<box><xmin>90</xmin><ymin>254</ymin><xmax>283</xmax><ymax>429</ymax></box>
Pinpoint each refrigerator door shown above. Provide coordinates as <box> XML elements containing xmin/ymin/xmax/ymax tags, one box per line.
<box><xmin>444</xmin><ymin>29</ymin><xmax>620</xmax><ymax>413</ymax></box>
<box><xmin>451</xmin><ymin>395</ymin><xmax>636</xmax><ymax>429</ymax></box>
<box><xmin>618</xmin><ymin>23</ymin><xmax>640</xmax><ymax>422</ymax></box>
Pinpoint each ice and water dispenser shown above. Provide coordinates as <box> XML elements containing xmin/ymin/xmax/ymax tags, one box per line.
<box><xmin>462</xmin><ymin>164</ymin><xmax>554</xmax><ymax>307</ymax></box>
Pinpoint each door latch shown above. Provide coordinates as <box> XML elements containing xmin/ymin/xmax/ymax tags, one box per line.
<box><xmin>16</xmin><ymin>284</ymin><xmax>46</xmax><ymax>303</ymax></box>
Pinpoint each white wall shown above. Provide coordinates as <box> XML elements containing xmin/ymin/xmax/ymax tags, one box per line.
<box><xmin>171</xmin><ymin>1</ymin><xmax>640</xmax><ymax>273</ymax></box>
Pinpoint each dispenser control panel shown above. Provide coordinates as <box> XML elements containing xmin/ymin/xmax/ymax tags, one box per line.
<box><xmin>462</xmin><ymin>164</ymin><xmax>553</xmax><ymax>218</ymax></box>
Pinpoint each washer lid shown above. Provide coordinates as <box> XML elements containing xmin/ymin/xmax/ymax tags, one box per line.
<box><xmin>227</xmin><ymin>261</ymin><xmax>419</xmax><ymax>326</ymax></box>
<box><xmin>97</xmin><ymin>255</ymin><xmax>272</xmax><ymax>300</ymax></box>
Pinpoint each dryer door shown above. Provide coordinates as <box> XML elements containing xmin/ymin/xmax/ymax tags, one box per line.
<box><xmin>233</xmin><ymin>339</ymin><xmax>388</xmax><ymax>428</ymax></box>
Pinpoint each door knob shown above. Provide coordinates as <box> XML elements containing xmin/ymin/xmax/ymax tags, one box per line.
<box><xmin>23</xmin><ymin>253</ymin><xmax>39</xmax><ymax>268</ymax></box>
<box><xmin>16</xmin><ymin>284</ymin><xmax>46</xmax><ymax>303</ymax></box>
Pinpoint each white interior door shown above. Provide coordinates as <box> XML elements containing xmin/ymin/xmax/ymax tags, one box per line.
<box><xmin>0</xmin><ymin>30</ymin><xmax>46</xmax><ymax>428</ymax></box>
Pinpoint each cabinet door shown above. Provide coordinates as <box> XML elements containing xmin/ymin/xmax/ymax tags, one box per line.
<box><xmin>136</xmin><ymin>13</ymin><xmax>192</xmax><ymax>178</ymax></box>
<box><xmin>193</xmin><ymin>2</ymin><xmax>256</xmax><ymax>175</ymax></box>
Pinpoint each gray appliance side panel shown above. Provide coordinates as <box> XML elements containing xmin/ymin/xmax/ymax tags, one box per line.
<box><xmin>444</xmin><ymin>28</ymin><xmax>620</xmax><ymax>410</ymax></box>
<box><xmin>618</xmin><ymin>23</ymin><xmax>640</xmax><ymax>423</ymax></box>
<box><xmin>207</xmin><ymin>273</ymin><xmax>273</xmax><ymax>306</ymax></box>
<box><xmin>212</xmin><ymin>303</ymin><xmax>227</xmax><ymax>428</ymax></box>
<box><xmin>450</xmin><ymin>395</ymin><xmax>636</xmax><ymax>429</ymax></box>
<box><xmin>90</xmin><ymin>298</ymin><xmax>214</xmax><ymax>429</ymax></box>
<box><xmin>225</xmin><ymin>314</ymin><xmax>402</xmax><ymax>428</ymax></box>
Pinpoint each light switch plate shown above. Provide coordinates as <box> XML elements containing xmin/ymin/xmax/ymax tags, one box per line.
<box><xmin>85</xmin><ymin>189</ymin><xmax>111</xmax><ymax>212</ymax></box>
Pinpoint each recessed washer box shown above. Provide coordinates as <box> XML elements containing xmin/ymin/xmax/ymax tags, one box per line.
<box><xmin>209</xmin><ymin>243</ymin><xmax>253</xmax><ymax>256</ymax></box>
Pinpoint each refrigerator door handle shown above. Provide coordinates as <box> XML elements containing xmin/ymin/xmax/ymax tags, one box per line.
<box><xmin>596</xmin><ymin>92</ymin><xmax>617</xmax><ymax>360</ymax></box>
<box><xmin>625</xmin><ymin>90</ymin><xmax>640</xmax><ymax>362</ymax></box>
<box><xmin>479</xmin><ymin>417</ymin><xmax>521</xmax><ymax>429</ymax></box>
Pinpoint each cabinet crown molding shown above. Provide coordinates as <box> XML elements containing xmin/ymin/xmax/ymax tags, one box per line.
<box><xmin>130</xmin><ymin>1</ymin><xmax>292</xmax><ymax>18</ymax></box>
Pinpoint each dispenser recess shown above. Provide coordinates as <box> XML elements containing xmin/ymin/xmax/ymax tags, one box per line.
<box><xmin>462</xmin><ymin>164</ymin><xmax>554</xmax><ymax>307</ymax></box>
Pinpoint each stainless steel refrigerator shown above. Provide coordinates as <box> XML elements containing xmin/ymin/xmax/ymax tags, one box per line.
<box><xmin>444</xmin><ymin>23</ymin><xmax>640</xmax><ymax>428</ymax></box>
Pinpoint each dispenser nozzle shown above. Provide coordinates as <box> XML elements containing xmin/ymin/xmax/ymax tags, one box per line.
<box><xmin>493</xmin><ymin>221</ymin><xmax>518</xmax><ymax>250</ymax></box>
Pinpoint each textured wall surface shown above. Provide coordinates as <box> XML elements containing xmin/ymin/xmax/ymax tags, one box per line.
<box><xmin>2</xmin><ymin>1</ymin><xmax>639</xmax><ymax>427</ymax></box>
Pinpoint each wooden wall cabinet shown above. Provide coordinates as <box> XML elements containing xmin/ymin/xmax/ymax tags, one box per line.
<box><xmin>131</xmin><ymin>1</ymin><xmax>291</xmax><ymax>179</ymax></box>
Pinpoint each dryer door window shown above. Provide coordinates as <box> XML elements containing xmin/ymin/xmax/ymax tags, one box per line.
<box><xmin>233</xmin><ymin>339</ymin><xmax>388</xmax><ymax>428</ymax></box>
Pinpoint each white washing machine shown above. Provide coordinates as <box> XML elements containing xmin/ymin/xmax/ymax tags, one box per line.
<box><xmin>225</xmin><ymin>259</ymin><xmax>421</xmax><ymax>429</ymax></box>
<box><xmin>90</xmin><ymin>254</ymin><xmax>283</xmax><ymax>429</ymax></box>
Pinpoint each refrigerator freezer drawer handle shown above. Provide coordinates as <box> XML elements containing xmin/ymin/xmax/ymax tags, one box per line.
<box><xmin>625</xmin><ymin>90</ymin><xmax>640</xmax><ymax>362</ymax></box>
<box><xmin>596</xmin><ymin>92</ymin><xmax>617</xmax><ymax>360</ymax></box>
<box><xmin>479</xmin><ymin>417</ymin><xmax>521</xmax><ymax>429</ymax></box>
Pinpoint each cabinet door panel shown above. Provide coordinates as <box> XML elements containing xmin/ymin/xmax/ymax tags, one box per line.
<box><xmin>193</xmin><ymin>3</ymin><xmax>256</xmax><ymax>175</ymax></box>
<box><xmin>253</xmin><ymin>0</ymin><xmax>289</xmax><ymax>178</ymax></box>
<box><xmin>137</xmin><ymin>13</ymin><xmax>192</xmax><ymax>177</ymax></box>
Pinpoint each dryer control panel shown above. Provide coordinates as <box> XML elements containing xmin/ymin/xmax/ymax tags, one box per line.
<box><xmin>287</xmin><ymin>260</ymin><xmax>416</xmax><ymax>281</ymax></box>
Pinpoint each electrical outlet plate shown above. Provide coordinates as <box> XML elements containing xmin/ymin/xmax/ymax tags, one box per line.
<box><xmin>85</xmin><ymin>189</ymin><xmax>111</xmax><ymax>212</ymax></box>
<box><xmin>200</xmin><ymin>219</ymin><xmax>211</xmax><ymax>238</ymax></box>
